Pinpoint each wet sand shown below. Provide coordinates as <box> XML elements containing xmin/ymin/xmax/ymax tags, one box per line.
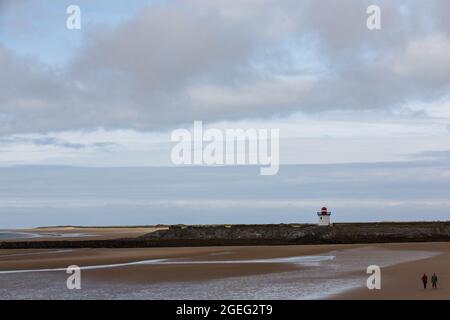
<box><xmin>0</xmin><ymin>245</ymin><xmax>346</xmax><ymax>281</ymax></box>
<box><xmin>0</xmin><ymin>242</ymin><xmax>449</xmax><ymax>299</ymax></box>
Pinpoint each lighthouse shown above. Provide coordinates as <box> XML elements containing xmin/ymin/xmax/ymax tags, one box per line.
<box><xmin>317</xmin><ymin>207</ymin><xmax>331</xmax><ymax>226</ymax></box>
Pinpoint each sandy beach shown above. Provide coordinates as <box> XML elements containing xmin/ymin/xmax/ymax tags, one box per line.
<box><xmin>1</xmin><ymin>241</ymin><xmax>449</xmax><ymax>299</ymax></box>
<box><xmin>0</xmin><ymin>227</ymin><xmax>164</xmax><ymax>242</ymax></box>
<box><xmin>334</xmin><ymin>242</ymin><xmax>450</xmax><ymax>299</ymax></box>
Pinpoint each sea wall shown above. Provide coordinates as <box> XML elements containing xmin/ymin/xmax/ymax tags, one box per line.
<box><xmin>1</xmin><ymin>222</ymin><xmax>450</xmax><ymax>249</ymax></box>
<box><xmin>141</xmin><ymin>222</ymin><xmax>450</xmax><ymax>243</ymax></box>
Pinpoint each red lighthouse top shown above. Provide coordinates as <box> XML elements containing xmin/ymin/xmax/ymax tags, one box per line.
<box><xmin>318</xmin><ymin>206</ymin><xmax>331</xmax><ymax>216</ymax></box>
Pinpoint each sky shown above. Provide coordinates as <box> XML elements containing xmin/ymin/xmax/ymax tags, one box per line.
<box><xmin>0</xmin><ymin>0</ymin><xmax>450</xmax><ymax>226</ymax></box>
<box><xmin>2</xmin><ymin>164</ymin><xmax>450</xmax><ymax>228</ymax></box>
<box><xmin>0</xmin><ymin>0</ymin><xmax>449</xmax><ymax>166</ymax></box>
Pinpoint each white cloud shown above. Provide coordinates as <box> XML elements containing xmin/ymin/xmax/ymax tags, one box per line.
<box><xmin>395</xmin><ymin>96</ymin><xmax>450</xmax><ymax>118</ymax></box>
<box><xmin>1</xmin><ymin>106</ymin><xmax>450</xmax><ymax>166</ymax></box>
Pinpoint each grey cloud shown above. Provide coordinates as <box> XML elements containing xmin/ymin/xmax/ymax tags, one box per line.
<box><xmin>1</xmin><ymin>0</ymin><xmax>450</xmax><ymax>134</ymax></box>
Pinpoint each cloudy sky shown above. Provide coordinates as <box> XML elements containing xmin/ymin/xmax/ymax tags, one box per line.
<box><xmin>1</xmin><ymin>0</ymin><xmax>450</xmax><ymax>227</ymax></box>
<box><xmin>0</xmin><ymin>0</ymin><xmax>449</xmax><ymax>166</ymax></box>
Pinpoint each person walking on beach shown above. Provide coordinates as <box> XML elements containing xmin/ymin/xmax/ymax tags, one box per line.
<box><xmin>431</xmin><ymin>273</ymin><xmax>438</xmax><ymax>289</ymax></box>
<box><xmin>422</xmin><ymin>273</ymin><xmax>428</xmax><ymax>289</ymax></box>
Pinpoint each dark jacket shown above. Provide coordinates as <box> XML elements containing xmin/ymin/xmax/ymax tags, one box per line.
<box><xmin>422</xmin><ymin>274</ymin><xmax>428</xmax><ymax>282</ymax></box>
<box><xmin>431</xmin><ymin>274</ymin><xmax>438</xmax><ymax>283</ymax></box>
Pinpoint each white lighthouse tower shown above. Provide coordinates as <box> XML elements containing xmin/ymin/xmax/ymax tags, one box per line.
<box><xmin>317</xmin><ymin>206</ymin><xmax>331</xmax><ymax>226</ymax></box>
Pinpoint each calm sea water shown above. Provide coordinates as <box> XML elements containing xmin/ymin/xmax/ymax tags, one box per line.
<box><xmin>0</xmin><ymin>231</ymin><xmax>40</xmax><ymax>240</ymax></box>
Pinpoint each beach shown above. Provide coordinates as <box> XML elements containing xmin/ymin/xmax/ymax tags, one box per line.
<box><xmin>0</xmin><ymin>227</ymin><xmax>163</xmax><ymax>242</ymax></box>
<box><xmin>334</xmin><ymin>242</ymin><xmax>450</xmax><ymax>299</ymax></box>
<box><xmin>0</xmin><ymin>239</ymin><xmax>449</xmax><ymax>299</ymax></box>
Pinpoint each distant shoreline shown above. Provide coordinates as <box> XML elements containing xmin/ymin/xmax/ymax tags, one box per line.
<box><xmin>1</xmin><ymin>222</ymin><xmax>450</xmax><ymax>249</ymax></box>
